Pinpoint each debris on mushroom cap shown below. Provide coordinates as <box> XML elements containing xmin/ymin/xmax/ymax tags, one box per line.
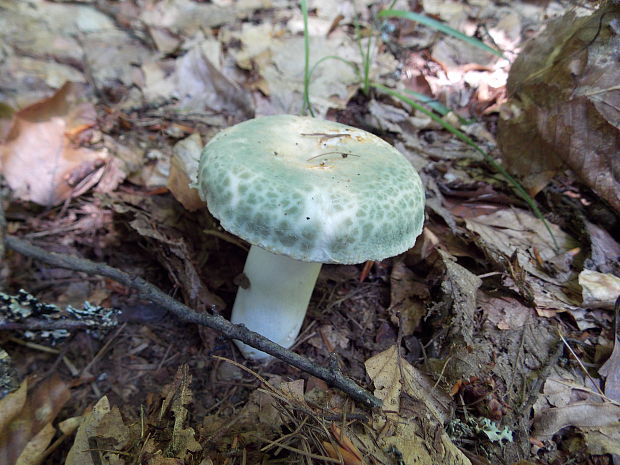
<box><xmin>197</xmin><ymin>115</ymin><xmax>425</xmax><ymax>264</ymax></box>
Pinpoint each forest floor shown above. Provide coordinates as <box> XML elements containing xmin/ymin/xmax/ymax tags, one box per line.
<box><xmin>0</xmin><ymin>1</ymin><xmax>619</xmax><ymax>464</ymax></box>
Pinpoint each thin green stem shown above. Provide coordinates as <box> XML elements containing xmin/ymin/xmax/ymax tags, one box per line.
<box><xmin>353</xmin><ymin>17</ymin><xmax>373</xmax><ymax>96</ymax></box>
<box><xmin>301</xmin><ymin>0</ymin><xmax>314</xmax><ymax>116</ymax></box>
<box><xmin>378</xmin><ymin>9</ymin><xmax>504</xmax><ymax>58</ymax></box>
<box><xmin>372</xmin><ymin>83</ymin><xmax>559</xmax><ymax>251</ymax></box>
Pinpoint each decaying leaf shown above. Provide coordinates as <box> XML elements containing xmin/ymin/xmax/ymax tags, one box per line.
<box><xmin>464</xmin><ymin>208</ymin><xmax>575</xmax><ymax>282</ymax></box>
<box><xmin>15</xmin><ymin>423</ymin><xmax>55</xmax><ymax>465</ymax></box>
<box><xmin>0</xmin><ymin>82</ymin><xmax>107</xmax><ymax>206</ymax></box>
<box><xmin>235</xmin><ymin>22</ymin><xmax>369</xmax><ymax>116</ymax></box>
<box><xmin>579</xmin><ymin>270</ymin><xmax>620</xmax><ymax>310</ymax></box>
<box><xmin>390</xmin><ymin>260</ymin><xmax>427</xmax><ymax>335</ymax></box>
<box><xmin>600</xmin><ymin>337</ymin><xmax>620</xmax><ymax>404</ymax></box>
<box><xmin>0</xmin><ymin>376</ymin><xmax>71</xmax><ymax>465</ymax></box>
<box><xmin>0</xmin><ymin>380</ymin><xmax>28</xmax><ymax>440</ymax></box>
<box><xmin>498</xmin><ymin>3</ymin><xmax>620</xmax><ymax>212</ymax></box>
<box><xmin>142</xmin><ymin>45</ymin><xmax>253</xmax><ymax>122</ymax></box>
<box><xmin>308</xmin><ymin>324</ymin><xmax>350</xmax><ymax>352</ymax></box>
<box><xmin>464</xmin><ymin>208</ymin><xmax>581</xmax><ymax>315</ymax></box>
<box><xmin>533</xmin><ymin>402</ymin><xmax>620</xmax><ymax>455</ymax></box>
<box><xmin>0</xmin><ymin>348</ymin><xmax>18</xmax><ymax>399</ymax></box>
<box><xmin>65</xmin><ymin>396</ymin><xmax>130</xmax><ymax>465</ymax></box>
<box><xmin>585</xmin><ymin>221</ymin><xmax>620</xmax><ymax>275</ymax></box>
<box><xmin>167</xmin><ymin>133</ymin><xmax>204</xmax><ymax>211</ymax></box>
<box><xmin>478</xmin><ymin>293</ymin><xmax>533</xmax><ymax>331</ymax></box>
<box><xmin>599</xmin><ymin>293</ymin><xmax>620</xmax><ymax>403</ymax></box>
<box><xmin>365</xmin><ymin>346</ymin><xmax>467</xmax><ymax>465</ymax></box>
<box><xmin>436</xmin><ymin>249</ymin><xmax>482</xmax><ymax>348</ymax></box>
<box><xmin>166</xmin><ymin>366</ymin><xmax>202</xmax><ymax>459</ymax></box>
<box><xmin>364</xmin><ymin>345</ymin><xmax>404</xmax><ymax>412</ymax></box>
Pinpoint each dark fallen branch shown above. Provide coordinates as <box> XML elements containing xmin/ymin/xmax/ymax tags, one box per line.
<box><xmin>3</xmin><ymin>235</ymin><xmax>381</xmax><ymax>408</ymax></box>
<box><xmin>0</xmin><ymin>319</ymin><xmax>97</xmax><ymax>332</ymax></box>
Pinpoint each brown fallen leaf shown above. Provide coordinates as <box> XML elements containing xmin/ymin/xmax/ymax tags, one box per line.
<box><xmin>142</xmin><ymin>45</ymin><xmax>254</xmax><ymax>122</ymax></box>
<box><xmin>364</xmin><ymin>345</ymin><xmax>403</xmax><ymax>413</ymax></box>
<box><xmin>323</xmin><ymin>441</ymin><xmax>363</xmax><ymax>465</ymax></box>
<box><xmin>167</xmin><ymin>366</ymin><xmax>202</xmax><ymax>459</ymax></box>
<box><xmin>579</xmin><ymin>270</ymin><xmax>620</xmax><ymax>310</ymax></box>
<box><xmin>0</xmin><ymin>82</ymin><xmax>107</xmax><ymax>206</ymax></box>
<box><xmin>14</xmin><ymin>423</ymin><xmax>55</xmax><ymax>465</ymax></box>
<box><xmin>600</xmin><ymin>338</ymin><xmax>620</xmax><ymax>404</ymax></box>
<box><xmin>0</xmin><ymin>380</ymin><xmax>28</xmax><ymax>440</ymax></box>
<box><xmin>599</xmin><ymin>297</ymin><xmax>620</xmax><ymax>403</ymax></box>
<box><xmin>330</xmin><ymin>424</ymin><xmax>363</xmax><ymax>463</ymax></box>
<box><xmin>498</xmin><ymin>3</ymin><xmax>620</xmax><ymax>212</ymax></box>
<box><xmin>167</xmin><ymin>133</ymin><xmax>204</xmax><ymax>211</ymax></box>
<box><xmin>0</xmin><ymin>375</ymin><xmax>71</xmax><ymax>465</ymax></box>
<box><xmin>533</xmin><ymin>402</ymin><xmax>620</xmax><ymax>455</ymax></box>
<box><xmin>390</xmin><ymin>260</ymin><xmax>427</xmax><ymax>336</ymax></box>
<box><xmin>65</xmin><ymin>396</ymin><xmax>131</xmax><ymax>465</ymax></box>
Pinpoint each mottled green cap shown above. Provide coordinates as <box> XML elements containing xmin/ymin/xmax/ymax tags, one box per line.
<box><xmin>197</xmin><ymin>115</ymin><xmax>425</xmax><ymax>264</ymax></box>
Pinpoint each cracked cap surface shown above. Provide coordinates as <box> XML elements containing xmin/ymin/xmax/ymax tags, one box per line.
<box><xmin>197</xmin><ymin>115</ymin><xmax>425</xmax><ymax>264</ymax></box>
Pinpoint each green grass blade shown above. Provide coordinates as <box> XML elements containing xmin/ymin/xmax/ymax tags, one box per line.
<box><xmin>301</xmin><ymin>0</ymin><xmax>314</xmax><ymax>116</ymax></box>
<box><xmin>402</xmin><ymin>89</ymin><xmax>452</xmax><ymax>116</ymax></box>
<box><xmin>378</xmin><ymin>9</ymin><xmax>504</xmax><ymax>58</ymax></box>
<box><xmin>372</xmin><ymin>83</ymin><xmax>559</xmax><ymax>251</ymax></box>
<box><xmin>402</xmin><ymin>89</ymin><xmax>475</xmax><ymax>125</ymax></box>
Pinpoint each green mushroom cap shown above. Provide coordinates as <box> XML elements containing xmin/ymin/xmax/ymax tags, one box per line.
<box><xmin>197</xmin><ymin>115</ymin><xmax>425</xmax><ymax>264</ymax></box>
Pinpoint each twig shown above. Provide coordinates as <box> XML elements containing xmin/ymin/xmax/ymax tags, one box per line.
<box><xmin>0</xmin><ymin>319</ymin><xmax>98</xmax><ymax>331</ymax></box>
<box><xmin>3</xmin><ymin>234</ymin><xmax>382</xmax><ymax>408</ymax></box>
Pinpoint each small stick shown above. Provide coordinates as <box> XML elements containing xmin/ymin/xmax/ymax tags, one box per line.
<box><xmin>0</xmin><ymin>319</ymin><xmax>98</xmax><ymax>332</ymax></box>
<box><xmin>3</xmin><ymin>234</ymin><xmax>381</xmax><ymax>408</ymax></box>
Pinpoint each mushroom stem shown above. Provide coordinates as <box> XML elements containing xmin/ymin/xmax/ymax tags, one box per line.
<box><xmin>231</xmin><ymin>245</ymin><xmax>322</xmax><ymax>359</ymax></box>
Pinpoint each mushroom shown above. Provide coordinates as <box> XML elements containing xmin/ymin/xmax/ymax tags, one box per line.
<box><xmin>196</xmin><ymin>115</ymin><xmax>425</xmax><ymax>358</ymax></box>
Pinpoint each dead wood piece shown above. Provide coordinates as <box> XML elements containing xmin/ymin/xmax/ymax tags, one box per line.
<box><xmin>2</xmin><ymin>234</ymin><xmax>381</xmax><ymax>408</ymax></box>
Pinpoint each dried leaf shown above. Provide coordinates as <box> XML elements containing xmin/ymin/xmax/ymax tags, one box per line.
<box><xmin>330</xmin><ymin>424</ymin><xmax>363</xmax><ymax>462</ymax></box>
<box><xmin>0</xmin><ymin>378</ymin><xmax>27</xmax><ymax>434</ymax></box>
<box><xmin>390</xmin><ymin>260</ymin><xmax>426</xmax><ymax>335</ymax></box>
<box><xmin>600</xmin><ymin>330</ymin><xmax>620</xmax><ymax>403</ymax></box>
<box><xmin>243</xmin><ymin>29</ymin><xmax>365</xmax><ymax>116</ymax></box>
<box><xmin>323</xmin><ymin>441</ymin><xmax>363</xmax><ymax>465</ymax></box>
<box><xmin>0</xmin><ymin>349</ymin><xmax>18</xmax><ymax>399</ymax></box>
<box><xmin>365</xmin><ymin>345</ymin><xmax>450</xmax><ymax>422</ymax></box>
<box><xmin>364</xmin><ymin>345</ymin><xmax>403</xmax><ymax>413</ymax></box>
<box><xmin>585</xmin><ymin>221</ymin><xmax>620</xmax><ymax>275</ymax></box>
<box><xmin>168</xmin><ymin>366</ymin><xmax>202</xmax><ymax>459</ymax></box>
<box><xmin>478</xmin><ymin>293</ymin><xmax>532</xmax><ymax>330</ymax></box>
<box><xmin>533</xmin><ymin>402</ymin><xmax>620</xmax><ymax>455</ymax></box>
<box><xmin>15</xmin><ymin>423</ymin><xmax>55</xmax><ymax>465</ymax></box>
<box><xmin>0</xmin><ymin>82</ymin><xmax>107</xmax><ymax>206</ymax></box>
<box><xmin>437</xmin><ymin>249</ymin><xmax>482</xmax><ymax>347</ymax></box>
<box><xmin>579</xmin><ymin>270</ymin><xmax>620</xmax><ymax>310</ymax></box>
<box><xmin>498</xmin><ymin>4</ymin><xmax>620</xmax><ymax>212</ymax></box>
<box><xmin>168</xmin><ymin>133</ymin><xmax>204</xmax><ymax>211</ymax></box>
<box><xmin>464</xmin><ymin>209</ymin><xmax>580</xmax><ymax>315</ymax></box>
<box><xmin>65</xmin><ymin>396</ymin><xmax>130</xmax><ymax>465</ymax></box>
<box><xmin>142</xmin><ymin>46</ymin><xmax>253</xmax><ymax>121</ymax></box>
<box><xmin>465</xmin><ymin>209</ymin><xmax>575</xmax><ymax>281</ymax></box>
<box><xmin>308</xmin><ymin>325</ymin><xmax>349</xmax><ymax>352</ymax></box>
<box><xmin>0</xmin><ymin>375</ymin><xmax>71</xmax><ymax>465</ymax></box>
<box><xmin>384</xmin><ymin>422</ymin><xmax>471</xmax><ymax>465</ymax></box>
<box><xmin>365</xmin><ymin>346</ymin><xmax>470</xmax><ymax>465</ymax></box>
<box><xmin>279</xmin><ymin>379</ymin><xmax>307</xmax><ymax>405</ymax></box>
